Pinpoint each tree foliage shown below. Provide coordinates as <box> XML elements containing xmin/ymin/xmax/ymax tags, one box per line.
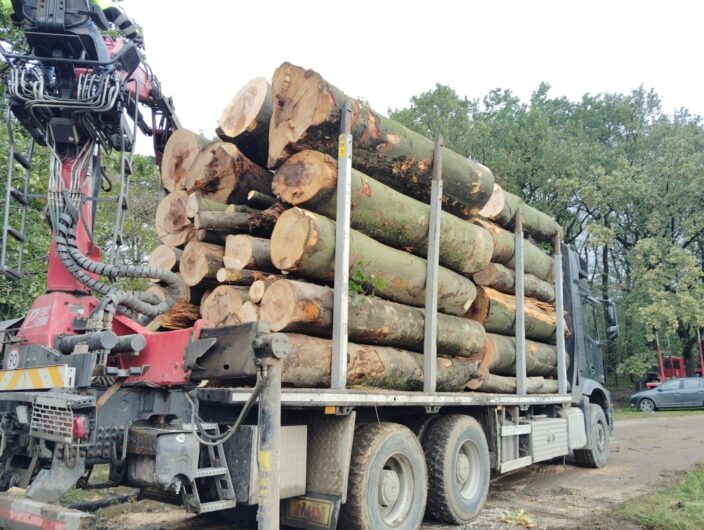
<box><xmin>391</xmin><ymin>84</ymin><xmax>704</xmax><ymax>379</ymax></box>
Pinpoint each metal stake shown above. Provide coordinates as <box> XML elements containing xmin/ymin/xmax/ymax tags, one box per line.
<box><xmin>553</xmin><ymin>236</ymin><xmax>567</xmax><ymax>395</ymax></box>
<box><xmin>514</xmin><ymin>212</ymin><xmax>527</xmax><ymax>395</ymax></box>
<box><xmin>423</xmin><ymin>136</ymin><xmax>444</xmax><ymax>393</ymax></box>
<box><xmin>331</xmin><ymin>100</ymin><xmax>354</xmax><ymax>390</ymax></box>
<box><xmin>655</xmin><ymin>332</ymin><xmax>665</xmax><ymax>382</ymax></box>
<box><xmin>697</xmin><ymin>329</ymin><xmax>704</xmax><ymax>376</ymax></box>
<box><xmin>257</xmin><ymin>360</ymin><xmax>282</xmax><ymax>530</ymax></box>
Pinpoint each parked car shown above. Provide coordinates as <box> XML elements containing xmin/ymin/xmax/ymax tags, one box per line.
<box><xmin>630</xmin><ymin>377</ymin><xmax>704</xmax><ymax>412</ymax></box>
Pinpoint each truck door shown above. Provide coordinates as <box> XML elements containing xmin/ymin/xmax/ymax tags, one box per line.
<box><xmin>680</xmin><ymin>378</ymin><xmax>704</xmax><ymax>407</ymax></box>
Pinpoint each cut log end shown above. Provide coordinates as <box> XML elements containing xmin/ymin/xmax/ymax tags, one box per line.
<box><xmin>272</xmin><ymin>150</ymin><xmax>337</xmax><ymax>205</ymax></box>
<box><xmin>268</xmin><ymin>63</ymin><xmax>340</xmax><ymax>169</ymax></box>
<box><xmin>200</xmin><ymin>285</ymin><xmax>248</xmax><ymax>327</ymax></box>
<box><xmin>237</xmin><ymin>301</ymin><xmax>260</xmax><ymax>323</ymax></box>
<box><xmin>478</xmin><ymin>184</ymin><xmax>506</xmax><ymax>219</ymax></box>
<box><xmin>270</xmin><ymin>207</ymin><xmax>315</xmax><ymax>271</ymax></box>
<box><xmin>161</xmin><ymin>129</ymin><xmax>205</xmax><ymax>192</ymax></box>
<box><xmin>259</xmin><ymin>279</ymin><xmax>296</xmax><ymax>331</ymax></box>
<box><xmin>149</xmin><ymin>245</ymin><xmax>181</xmax><ymax>272</ymax></box>
<box><xmin>249</xmin><ymin>280</ymin><xmax>267</xmax><ymax>304</ymax></box>
<box><xmin>155</xmin><ymin>190</ymin><xmax>194</xmax><ymax>247</ymax></box>
<box><xmin>218</xmin><ymin>77</ymin><xmax>270</xmax><ymax>139</ymax></box>
<box><xmin>180</xmin><ymin>241</ymin><xmax>224</xmax><ymax>287</ymax></box>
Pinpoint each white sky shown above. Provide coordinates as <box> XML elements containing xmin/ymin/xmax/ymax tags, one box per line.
<box><xmin>121</xmin><ymin>0</ymin><xmax>704</xmax><ymax>143</ymax></box>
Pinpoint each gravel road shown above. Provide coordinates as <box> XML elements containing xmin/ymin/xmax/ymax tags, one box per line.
<box><xmin>100</xmin><ymin>413</ymin><xmax>704</xmax><ymax>530</ymax></box>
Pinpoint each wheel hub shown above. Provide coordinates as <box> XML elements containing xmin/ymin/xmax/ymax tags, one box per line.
<box><xmin>596</xmin><ymin>423</ymin><xmax>606</xmax><ymax>452</ymax></box>
<box><xmin>456</xmin><ymin>453</ymin><xmax>470</xmax><ymax>483</ymax></box>
<box><xmin>379</xmin><ymin>469</ymin><xmax>401</xmax><ymax>507</ymax></box>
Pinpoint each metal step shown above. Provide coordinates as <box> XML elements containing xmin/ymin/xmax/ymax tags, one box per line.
<box><xmin>1</xmin><ymin>266</ymin><xmax>21</xmax><ymax>281</ymax></box>
<box><xmin>13</xmin><ymin>150</ymin><xmax>32</xmax><ymax>171</ymax></box>
<box><xmin>194</xmin><ymin>467</ymin><xmax>228</xmax><ymax>479</ymax></box>
<box><xmin>197</xmin><ymin>500</ymin><xmax>236</xmax><ymax>513</ymax></box>
<box><xmin>6</xmin><ymin>226</ymin><xmax>25</xmax><ymax>243</ymax></box>
<box><xmin>9</xmin><ymin>187</ymin><xmax>27</xmax><ymax>206</ymax></box>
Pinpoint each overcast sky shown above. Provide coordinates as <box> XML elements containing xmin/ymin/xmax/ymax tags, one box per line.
<box><xmin>121</xmin><ymin>0</ymin><xmax>703</xmax><ymax>143</ymax></box>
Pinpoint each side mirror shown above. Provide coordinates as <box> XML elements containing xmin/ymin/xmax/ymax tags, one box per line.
<box><xmin>603</xmin><ymin>299</ymin><xmax>619</xmax><ymax>341</ymax></box>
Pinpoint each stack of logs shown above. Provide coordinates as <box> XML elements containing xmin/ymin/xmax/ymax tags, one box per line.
<box><xmin>148</xmin><ymin>64</ymin><xmax>567</xmax><ymax>393</ymax></box>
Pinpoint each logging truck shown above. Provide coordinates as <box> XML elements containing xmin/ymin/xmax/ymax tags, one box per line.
<box><xmin>0</xmin><ymin>9</ymin><xmax>618</xmax><ymax>526</ymax></box>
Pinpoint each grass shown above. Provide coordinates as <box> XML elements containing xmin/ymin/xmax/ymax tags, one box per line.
<box><xmin>613</xmin><ymin>407</ymin><xmax>704</xmax><ymax>421</ymax></box>
<box><xmin>618</xmin><ymin>468</ymin><xmax>704</xmax><ymax>530</ymax></box>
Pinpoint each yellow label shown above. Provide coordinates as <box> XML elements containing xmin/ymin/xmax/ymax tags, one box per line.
<box><xmin>286</xmin><ymin>497</ymin><xmax>333</xmax><ymax>527</ymax></box>
<box><xmin>338</xmin><ymin>135</ymin><xmax>346</xmax><ymax>158</ymax></box>
<box><xmin>258</xmin><ymin>450</ymin><xmax>271</xmax><ymax>472</ymax></box>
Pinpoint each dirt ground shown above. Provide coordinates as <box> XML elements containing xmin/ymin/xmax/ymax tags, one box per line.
<box><xmin>98</xmin><ymin>413</ymin><xmax>704</xmax><ymax>530</ymax></box>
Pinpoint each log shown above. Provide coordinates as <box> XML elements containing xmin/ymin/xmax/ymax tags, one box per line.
<box><xmin>159</xmin><ymin>299</ymin><xmax>200</xmax><ymax>330</ymax></box>
<box><xmin>180</xmin><ymin>241</ymin><xmax>225</xmax><ymax>286</ymax></box>
<box><xmin>260</xmin><ymin>279</ymin><xmax>484</xmax><ymax>357</ymax></box>
<box><xmin>198</xmin><ymin>288</ymin><xmax>213</xmax><ymax>316</ymax></box>
<box><xmin>467</xmin><ymin>373</ymin><xmax>548</xmax><ymax>393</ymax></box>
<box><xmin>270</xmin><ymin>208</ymin><xmax>476</xmax><ymax>316</ymax></box>
<box><xmin>481</xmin><ymin>333</ymin><xmax>563</xmax><ymax>377</ymax></box>
<box><xmin>473</xmin><ymin>262</ymin><xmax>555</xmax><ymax>303</ymax></box>
<box><xmin>224</xmin><ymin>234</ymin><xmax>273</xmax><ymax>272</ymax></box>
<box><xmin>217</xmin><ymin>77</ymin><xmax>272</xmax><ymax>168</ymax></box>
<box><xmin>279</xmin><ymin>334</ymin><xmax>479</xmax><ymax>390</ymax></box>
<box><xmin>216</xmin><ymin>268</ymin><xmax>282</xmax><ymax>285</ymax></box>
<box><xmin>273</xmin><ymin>150</ymin><xmax>493</xmax><ymax>276</ymax></box>
<box><xmin>237</xmin><ymin>301</ymin><xmax>260</xmax><ymax>323</ymax></box>
<box><xmin>194</xmin><ymin>204</ymin><xmax>285</xmax><ymax>237</ymax></box>
<box><xmin>247</xmin><ymin>190</ymin><xmax>277</xmax><ymax>209</ymax></box>
<box><xmin>186</xmin><ymin>194</ymin><xmax>229</xmax><ymax>219</ymax></box>
<box><xmin>161</xmin><ymin>129</ymin><xmax>209</xmax><ymax>192</ymax></box>
<box><xmin>148</xmin><ymin>245</ymin><xmax>182</xmax><ymax>275</ymax></box>
<box><xmin>199</xmin><ymin>285</ymin><xmax>249</xmax><ymax>326</ymax></box>
<box><xmin>268</xmin><ymin>62</ymin><xmax>494</xmax><ymax>216</ymax></box>
<box><xmin>467</xmin><ymin>287</ymin><xmax>559</xmax><ymax>342</ymax></box>
<box><xmin>479</xmin><ymin>184</ymin><xmax>561</xmax><ymax>242</ymax></box>
<box><xmin>155</xmin><ymin>190</ymin><xmax>199</xmax><ymax>247</ymax></box>
<box><xmin>471</xmin><ymin>218</ymin><xmax>554</xmax><ymax>282</ymax></box>
<box><xmin>186</xmin><ymin>141</ymin><xmax>273</xmax><ymax>205</ymax></box>
<box><xmin>248</xmin><ymin>278</ymin><xmax>278</xmax><ymax>304</ymax></box>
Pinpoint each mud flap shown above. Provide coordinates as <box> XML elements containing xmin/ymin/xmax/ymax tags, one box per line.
<box><xmin>0</xmin><ymin>492</ymin><xmax>95</xmax><ymax>529</ymax></box>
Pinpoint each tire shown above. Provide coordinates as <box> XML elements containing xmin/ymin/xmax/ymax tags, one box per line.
<box><xmin>639</xmin><ymin>398</ymin><xmax>656</xmax><ymax>412</ymax></box>
<box><xmin>339</xmin><ymin>423</ymin><xmax>427</xmax><ymax>530</ymax></box>
<box><xmin>422</xmin><ymin>415</ymin><xmax>490</xmax><ymax>524</ymax></box>
<box><xmin>574</xmin><ymin>404</ymin><xmax>609</xmax><ymax>468</ymax></box>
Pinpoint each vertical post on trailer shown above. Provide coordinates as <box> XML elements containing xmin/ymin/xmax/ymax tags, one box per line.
<box><xmin>423</xmin><ymin>136</ymin><xmax>444</xmax><ymax>393</ymax></box>
<box><xmin>331</xmin><ymin>100</ymin><xmax>354</xmax><ymax>390</ymax></box>
<box><xmin>257</xmin><ymin>359</ymin><xmax>282</xmax><ymax>530</ymax></box>
<box><xmin>514</xmin><ymin>212</ymin><xmax>527</xmax><ymax>395</ymax></box>
<box><xmin>553</xmin><ymin>236</ymin><xmax>567</xmax><ymax>395</ymax></box>
<box><xmin>697</xmin><ymin>329</ymin><xmax>704</xmax><ymax>376</ymax></box>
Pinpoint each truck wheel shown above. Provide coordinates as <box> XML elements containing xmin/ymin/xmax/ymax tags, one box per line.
<box><xmin>639</xmin><ymin>398</ymin><xmax>655</xmax><ymax>412</ymax></box>
<box><xmin>422</xmin><ymin>415</ymin><xmax>490</xmax><ymax>524</ymax></box>
<box><xmin>339</xmin><ymin>423</ymin><xmax>427</xmax><ymax>530</ymax></box>
<box><xmin>574</xmin><ymin>404</ymin><xmax>609</xmax><ymax>468</ymax></box>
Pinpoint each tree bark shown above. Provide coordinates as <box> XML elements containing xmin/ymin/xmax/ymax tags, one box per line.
<box><xmin>224</xmin><ymin>234</ymin><xmax>273</xmax><ymax>271</ymax></box>
<box><xmin>194</xmin><ymin>203</ymin><xmax>285</xmax><ymax>237</ymax></box>
<box><xmin>279</xmin><ymin>334</ymin><xmax>479</xmax><ymax>390</ymax></box>
<box><xmin>161</xmin><ymin>129</ymin><xmax>209</xmax><ymax>192</ymax></box>
<box><xmin>199</xmin><ymin>285</ymin><xmax>249</xmax><ymax>326</ymax></box>
<box><xmin>186</xmin><ymin>194</ymin><xmax>229</xmax><ymax>219</ymax></box>
<box><xmin>186</xmin><ymin>141</ymin><xmax>273</xmax><ymax>205</ymax></box>
<box><xmin>216</xmin><ymin>268</ymin><xmax>282</xmax><ymax>285</ymax></box>
<box><xmin>467</xmin><ymin>287</ymin><xmax>560</xmax><ymax>342</ymax></box>
<box><xmin>473</xmin><ymin>262</ymin><xmax>555</xmax><ymax>303</ymax></box>
<box><xmin>180</xmin><ymin>241</ymin><xmax>225</xmax><ymax>286</ymax></box>
<box><xmin>479</xmin><ymin>185</ymin><xmax>561</xmax><ymax>242</ymax></box>
<box><xmin>148</xmin><ymin>245</ymin><xmax>182</xmax><ymax>274</ymax></box>
<box><xmin>237</xmin><ymin>301</ymin><xmax>260</xmax><ymax>323</ymax></box>
<box><xmin>247</xmin><ymin>190</ymin><xmax>277</xmax><ymax>209</ymax></box>
<box><xmin>273</xmin><ymin>150</ymin><xmax>493</xmax><ymax>276</ymax></box>
<box><xmin>467</xmin><ymin>373</ymin><xmax>550</xmax><ymax>393</ymax></box>
<box><xmin>471</xmin><ymin>218</ymin><xmax>554</xmax><ymax>282</ymax></box>
<box><xmin>480</xmin><ymin>333</ymin><xmax>563</xmax><ymax>377</ymax></box>
<box><xmin>268</xmin><ymin>62</ymin><xmax>494</xmax><ymax>216</ymax></box>
<box><xmin>270</xmin><ymin>208</ymin><xmax>476</xmax><ymax>316</ymax></box>
<box><xmin>155</xmin><ymin>190</ymin><xmax>200</xmax><ymax>247</ymax></box>
<box><xmin>158</xmin><ymin>299</ymin><xmax>200</xmax><ymax>330</ymax></box>
<box><xmin>217</xmin><ymin>77</ymin><xmax>272</xmax><ymax>168</ymax></box>
<box><xmin>259</xmin><ymin>279</ymin><xmax>485</xmax><ymax>357</ymax></box>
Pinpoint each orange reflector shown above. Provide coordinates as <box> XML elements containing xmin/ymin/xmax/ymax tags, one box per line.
<box><xmin>324</xmin><ymin>406</ymin><xmax>336</xmax><ymax>415</ymax></box>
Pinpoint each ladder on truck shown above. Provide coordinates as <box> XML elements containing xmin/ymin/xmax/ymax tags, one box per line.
<box><xmin>1</xmin><ymin>107</ymin><xmax>34</xmax><ymax>282</ymax></box>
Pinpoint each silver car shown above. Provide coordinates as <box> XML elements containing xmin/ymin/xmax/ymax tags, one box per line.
<box><xmin>630</xmin><ymin>377</ymin><xmax>704</xmax><ymax>412</ymax></box>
